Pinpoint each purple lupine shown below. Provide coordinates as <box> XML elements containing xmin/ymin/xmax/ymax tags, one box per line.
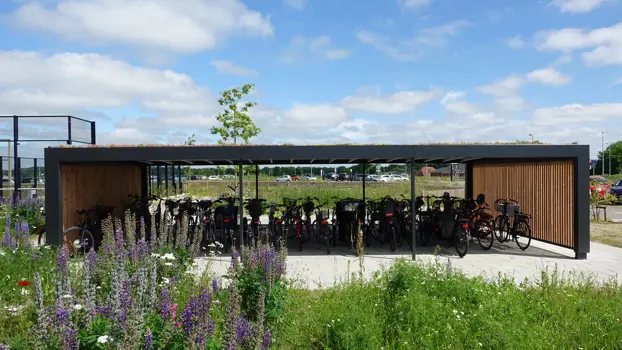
<box><xmin>55</xmin><ymin>303</ymin><xmax>69</xmax><ymax>326</ymax></box>
<box><xmin>137</xmin><ymin>239</ymin><xmax>149</xmax><ymax>261</ymax></box>
<box><xmin>222</xmin><ymin>277</ymin><xmax>240</xmax><ymax>350</ymax></box>
<box><xmin>34</xmin><ymin>272</ymin><xmax>49</xmax><ymax>344</ymax></box>
<box><xmin>96</xmin><ymin>305</ymin><xmax>113</xmax><ymax>318</ymax></box>
<box><xmin>57</xmin><ymin>246</ymin><xmax>70</xmax><ymax>294</ymax></box>
<box><xmin>114</xmin><ymin>228</ymin><xmax>125</xmax><ymax>252</ymax></box>
<box><xmin>232</xmin><ymin>249</ymin><xmax>240</xmax><ymax>267</ymax></box>
<box><xmin>31</xmin><ymin>253</ymin><xmax>41</xmax><ymax>260</ymax></box>
<box><xmin>208</xmin><ymin>319</ymin><xmax>214</xmax><ymax>336</ymax></box>
<box><xmin>181</xmin><ymin>297</ymin><xmax>198</xmax><ymax>337</ymax></box>
<box><xmin>235</xmin><ymin>315</ymin><xmax>253</xmax><ymax>347</ymax></box>
<box><xmin>84</xmin><ymin>249</ymin><xmax>98</xmax><ymax>322</ymax></box>
<box><xmin>212</xmin><ymin>278</ymin><xmax>219</xmax><ymax>293</ymax></box>
<box><xmin>160</xmin><ymin>288</ymin><xmax>171</xmax><ymax>321</ymax></box>
<box><xmin>262</xmin><ymin>329</ymin><xmax>272</xmax><ymax>350</ymax></box>
<box><xmin>117</xmin><ymin>280</ymin><xmax>132</xmax><ymax>328</ymax></box>
<box><xmin>63</xmin><ymin>322</ymin><xmax>79</xmax><ymax>350</ymax></box>
<box><xmin>144</xmin><ymin>327</ymin><xmax>153</xmax><ymax>349</ymax></box>
<box><xmin>2</xmin><ymin>215</ymin><xmax>13</xmax><ymax>248</ymax></box>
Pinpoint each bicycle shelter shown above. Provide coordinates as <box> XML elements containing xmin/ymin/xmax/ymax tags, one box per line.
<box><xmin>44</xmin><ymin>143</ymin><xmax>590</xmax><ymax>260</ymax></box>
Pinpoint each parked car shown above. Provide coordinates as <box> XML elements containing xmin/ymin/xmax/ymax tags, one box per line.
<box><xmin>378</xmin><ymin>174</ymin><xmax>393</xmax><ymax>182</ymax></box>
<box><xmin>323</xmin><ymin>173</ymin><xmax>338</xmax><ymax>181</ymax></box>
<box><xmin>364</xmin><ymin>174</ymin><xmax>378</xmax><ymax>182</ymax></box>
<box><xmin>276</xmin><ymin>175</ymin><xmax>291</xmax><ymax>182</ymax></box>
<box><xmin>352</xmin><ymin>174</ymin><xmax>364</xmax><ymax>181</ymax></box>
<box><xmin>338</xmin><ymin>173</ymin><xmax>351</xmax><ymax>181</ymax></box>
<box><xmin>610</xmin><ymin>179</ymin><xmax>622</xmax><ymax>199</ymax></box>
<box><xmin>302</xmin><ymin>174</ymin><xmax>317</xmax><ymax>180</ymax></box>
<box><xmin>290</xmin><ymin>175</ymin><xmax>301</xmax><ymax>181</ymax></box>
<box><xmin>590</xmin><ymin>175</ymin><xmax>611</xmax><ymax>197</ymax></box>
<box><xmin>207</xmin><ymin>175</ymin><xmax>221</xmax><ymax>180</ymax></box>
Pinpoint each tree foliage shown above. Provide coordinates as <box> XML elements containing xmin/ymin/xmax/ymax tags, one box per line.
<box><xmin>210</xmin><ymin>84</ymin><xmax>261</xmax><ymax>144</ymax></box>
<box><xmin>183</xmin><ymin>134</ymin><xmax>196</xmax><ymax>178</ymax></box>
<box><xmin>594</xmin><ymin>141</ymin><xmax>622</xmax><ymax>174</ymax></box>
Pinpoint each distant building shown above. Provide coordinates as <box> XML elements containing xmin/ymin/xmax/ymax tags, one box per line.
<box><xmin>418</xmin><ymin>166</ymin><xmax>436</xmax><ymax>176</ymax></box>
<box><xmin>430</xmin><ymin>164</ymin><xmax>465</xmax><ymax>177</ymax></box>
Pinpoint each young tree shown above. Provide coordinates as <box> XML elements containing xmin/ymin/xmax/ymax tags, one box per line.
<box><xmin>183</xmin><ymin>134</ymin><xmax>196</xmax><ymax>178</ymax></box>
<box><xmin>210</xmin><ymin>84</ymin><xmax>261</xmax><ymax>144</ymax></box>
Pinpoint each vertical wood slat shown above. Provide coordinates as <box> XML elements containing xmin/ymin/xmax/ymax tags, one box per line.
<box><xmin>472</xmin><ymin>160</ymin><xmax>574</xmax><ymax>248</ymax></box>
<box><xmin>61</xmin><ymin>164</ymin><xmax>142</xmax><ymax>231</ymax></box>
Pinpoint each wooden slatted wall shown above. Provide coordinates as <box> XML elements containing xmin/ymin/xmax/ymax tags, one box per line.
<box><xmin>61</xmin><ymin>164</ymin><xmax>142</xmax><ymax>231</ymax></box>
<box><xmin>472</xmin><ymin>160</ymin><xmax>575</xmax><ymax>248</ymax></box>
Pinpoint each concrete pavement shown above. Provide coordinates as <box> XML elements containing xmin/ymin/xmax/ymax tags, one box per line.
<box><xmin>195</xmin><ymin>237</ymin><xmax>622</xmax><ymax>289</ymax></box>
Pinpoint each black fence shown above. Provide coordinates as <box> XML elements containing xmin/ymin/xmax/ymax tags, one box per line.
<box><xmin>0</xmin><ymin>115</ymin><xmax>96</xmax><ymax>201</ymax></box>
<box><xmin>0</xmin><ymin>156</ymin><xmax>44</xmax><ymax>198</ymax></box>
<box><xmin>148</xmin><ymin>165</ymin><xmax>185</xmax><ymax>197</ymax></box>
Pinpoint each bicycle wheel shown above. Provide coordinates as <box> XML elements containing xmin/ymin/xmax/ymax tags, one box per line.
<box><xmin>388</xmin><ymin>224</ymin><xmax>396</xmax><ymax>252</ymax></box>
<box><xmin>454</xmin><ymin>225</ymin><xmax>469</xmax><ymax>258</ymax></box>
<box><xmin>296</xmin><ymin>222</ymin><xmax>303</xmax><ymax>251</ymax></box>
<box><xmin>322</xmin><ymin>224</ymin><xmax>331</xmax><ymax>254</ymax></box>
<box><xmin>63</xmin><ymin>226</ymin><xmax>94</xmax><ymax>258</ymax></box>
<box><xmin>476</xmin><ymin>220</ymin><xmax>494</xmax><ymax>251</ymax></box>
<box><xmin>493</xmin><ymin>215</ymin><xmax>510</xmax><ymax>243</ymax></box>
<box><xmin>514</xmin><ymin>219</ymin><xmax>532</xmax><ymax>251</ymax></box>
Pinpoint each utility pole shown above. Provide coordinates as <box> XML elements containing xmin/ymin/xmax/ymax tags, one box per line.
<box><xmin>529</xmin><ymin>133</ymin><xmax>533</xmax><ymax>142</ymax></box>
<box><xmin>600</xmin><ymin>131</ymin><xmax>605</xmax><ymax>176</ymax></box>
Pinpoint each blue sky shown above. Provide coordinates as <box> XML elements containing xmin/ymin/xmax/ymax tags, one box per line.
<box><xmin>0</xmin><ymin>0</ymin><xmax>621</xmax><ymax>158</ymax></box>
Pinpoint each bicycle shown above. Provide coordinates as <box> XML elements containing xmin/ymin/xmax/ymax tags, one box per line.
<box><xmin>63</xmin><ymin>204</ymin><xmax>113</xmax><ymax>258</ymax></box>
<box><xmin>493</xmin><ymin>199</ymin><xmax>532</xmax><ymax>250</ymax></box>
<box><xmin>214</xmin><ymin>196</ymin><xmax>239</xmax><ymax>253</ymax></box>
<box><xmin>469</xmin><ymin>194</ymin><xmax>495</xmax><ymax>251</ymax></box>
<box><xmin>268</xmin><ymin>202</ymin><xmax>286</xmax><ymax>249</ymax></box>
<box><xmin>243</xmin><ymin>198</ymin><xmax>268</xmax><ymax>248</ymax></box>
<box><xmin>312</xmin><ymin>201</ymin><xmax>331</xmax><ymax>254</ymax></box>
<box><xmin>197</xmin><ymin>199</ymin><xmax>217</xmax><ymax>251</ymax></box>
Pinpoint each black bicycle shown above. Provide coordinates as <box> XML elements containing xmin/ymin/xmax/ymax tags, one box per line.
<box><xmin>493</xmin><ymin>199</ymin><xmax>532</xmax><ymax>250</ymax></box>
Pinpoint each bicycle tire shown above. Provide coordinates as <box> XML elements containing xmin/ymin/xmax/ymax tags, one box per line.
<box><xmin>454</xmin><ymin>225</ymin><xmax>469</xmax><ymax>258</ymax></box>
<box><xmin>514</xmin><ymin>219</ymin><xmax>532</xmax><ymax>251</ymax></box>
<box><xmin>493</xmin><ymin>215</ymin><xmax>510</xmax><ymax>243</ymax></box>
<box><xmin>322</xmin><ymin>224</ymin><xmax>331</xmax><ymax>254</ymax></box>
<box><xmin>63</xmin><ymin>226</ymin><xmax>94</xmax><ymax>256</ymax></box>
<box><xmin>476</xmin><ymin>221</ymin><xmax>494</xmax><ymax>251</ymax></box>
<box><xmin>37</xmin><ymin>228</ymin><xmax>46</xmax><ymax>247</ymax></box>
<box><xmin>389</xmin><ymin>225</ymin><xmax>396</xmax><ymax>252</ymax></box>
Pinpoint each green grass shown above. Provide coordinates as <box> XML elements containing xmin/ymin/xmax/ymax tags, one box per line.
<box><xmin>178</xmin><ymin>178</ymin><xmax>463</xmax><ymax>205</ymax></box>
<box><xmin>273</xmin><ymin>259</ymin><xmax>622</xmax><ymax>349</ymax></box>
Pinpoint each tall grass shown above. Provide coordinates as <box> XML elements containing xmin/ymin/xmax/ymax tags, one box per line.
<box><xmin>274</xmin><ymin>259</ymin><xmax>622</xmax><ymax>349</ymax></box>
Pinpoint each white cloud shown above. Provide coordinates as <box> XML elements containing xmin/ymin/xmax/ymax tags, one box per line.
<box><xmin>210</xmin><ymin>60</ymin><xmax>257</xmax><ymax>77</ymax></box>
<box><xmin>398</xmin><ymin>0</ymin><xmax>433</xmax><ymax>9</ymax></box>
<box><xmin>440</xmin><ymin>91</ymin><xmax>465</xmax><ymax>105</ymax></box>
<box><xmin>526</xmin><ymin>68</ymin><xmax>572</xmax><ymax>86</ymax></box>
<box><xmin>549</xmin><ymin>0</ymin><xmax>608</xmax><ymax>13</ymax></box>
<box><xmin>11</xmin><ymin>0</ymin><xmax>274</xmax><ymax>55</ymax></box>
<box><xmin>284</xmin><ymin>35</ymin><xmax>351</xmax><ymax>62</ymax></box>
<box><xmin>340</xmin><ymin>88</ymin><xmax>438</xmax><ymax>114</ymax></box>
<box><xmin>506</xmin><ymin>36</ymin><xmax>526</xmax><ymax>49</ymax></box>
<box><xmin>532</xmin><ymin>103</ymin><xmax>622</xmax><ymax>125</ymax></box>
<box><xmin>534</xmin><ymin>23</ymin><xmax>622</xmax><ymax>66</ymax></box>
<box><xmin>355</xmin><ymin>20</ymin><xmax>471</xmax><ymax>61</ymax></box>
<box><xmin>283</xmin><ymin>0</ymin><xmax>307</xmax><ymax>10</ymax></box>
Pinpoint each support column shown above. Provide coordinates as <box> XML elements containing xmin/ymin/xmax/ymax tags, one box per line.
<box><xmin>33</xmin><ymin>158</ymin><xmax>38</xmax><ymax>189</ymax></box>
<box><xmin>255</xmin><ymin>164</ymin><xmax>259</xmax><ymax>199</ymax></box>
<box><xmin>156</xmin><ymin>166</ymin><xmax>161</xmax><ymax>193</ymax></box>
<box><xmin>410</xmin><ymin>158</ymin><xmax>417</xmax><ymax>260</ymax></box>
<box><xmin>44</xmin><ymin>155</ymin><xmax>62</xmax><ymax>246</ymax></box>
<box><xmin>238</xmin><ymin>162</ymin><xmax>244</xmax><ymax>247</ymax></box>
<box><xmin>574</xmin><ymin>149</ymin><xmax>590</xmax><ymax>259</ymax></box>
<box><xmin>465</xmin><ymin>162</ymin><xmax>473</xmax><ymax>199</ymax></box>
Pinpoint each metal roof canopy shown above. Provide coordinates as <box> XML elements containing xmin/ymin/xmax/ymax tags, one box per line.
<box><xmin>44</xmin><ymin>143</ymin><xmax>590</xmax><ymax>261</ymax></box>
<box><xmin>44</xmin><ymin>144</ymin><xmax>585</xmax><ymax>165</ymax></box>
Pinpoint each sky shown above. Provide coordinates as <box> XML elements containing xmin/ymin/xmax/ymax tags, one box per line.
<box><xmin>0</xmin><ymin>0</ymin><xmax>621</xmax><ymax>162</ymax></box>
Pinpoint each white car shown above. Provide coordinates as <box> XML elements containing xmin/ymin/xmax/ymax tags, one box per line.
<box><xmin>302</xmin><ymin>174</ymin><xmax>317</xmax><ymax>180</ymax></box>
<box><xmin>208</xmin><ymin>175</ymin><xmax>221</xmax><ymax>180</ymax></box>
<box><xmin>378</xmin><ymin>174</ymin><xmax>393</xmax><ymax>182</ymax></box>
<box><xmin>276</xmin><ymin>175</ymin><xmax>291</xmax><ymax>182</ymax></box>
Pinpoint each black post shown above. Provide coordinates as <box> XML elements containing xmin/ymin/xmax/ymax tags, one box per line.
<box><xmin>164</xmin><ymin>165</ymin><xmax>169</xmax><ymax>197</ymax></box>
<box><xmin>450</xmin><ymin>164</ymin><xmax>454</xmax><ymax>182</ymax></box>
<box><xmin>465</xmin><ymin>162</ymin><xmax>473</xmax><ymax>199</ymax></box>
<box><xmin>255</xmin><ymin>164</ymin><xmax>259</xmax><ymax>199</ymax></box>
<box><xmin>13</xmin><ymin>115</ymin><xmax>20</xmax><ymax>203</ymax></box>
<box><xmin>575</xmin><ymin>148</ymin><xmax>590</xmax><ymax>260</ymax></box>
<box><xmin>178</xmin><ymin>165</ymin><xmax>182</xmax><ymax>193</ymax></box>
<box><xmin>171</xmin><ymin>166</ymin><xmax>176</xmax><ymax>194</ymax></box>
<box><xmin>156</xmin><ymin>166</ymin><xmax>161</xmax><ymax>193</ymax></box>
<box><xmin>238</xmin><ymin>162</ymin><xmax>244</xmax><ymax>247</ymax></box>
<box><xmin>33</xmin><ymin>158</ymin><xmax>38</xmax><ymax>189</ymax></box>
<box><xmin>410</xmin><ymin>158</ymin><xmax>417</xmax><ymax>260</ymax></box>
<box><xmin>362</xmin><ymin>162</ymin><xmax>366</xmax><ymax>203</ymax></box>
<box><xmin>44</xmin><ymin>152</ymin><xmax>62</xmax><ymax>246</ymax></box>
<box><xmin>67</xmin><ymin>117</ymin><xmax>72</xmax><ymax>145</ymax></box>
<box><xmin>0</xmin><ymin>156</ymin><xmax>3</xmax><ymax>198</ymax></box>
<box><xmin>90</xmin><ymin>121</ymin><xmax>96</xmax><ymax>145</ymax></box>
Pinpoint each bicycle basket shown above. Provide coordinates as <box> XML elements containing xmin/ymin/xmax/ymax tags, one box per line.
<box><xmin>283</xmin><ymin>198</ymin><xmax>298</xmax><ymax>208</ymax></box>
<box><xmin>340</xmin><ymin>199</ymin><xmax>362</xmax><ymax>212</ymax></box>
<box><xmin>302</xmin><ymin>201</ymin><xmax>315</xmax><ymax>213</ymax></box>
<box><xmin>494</xmin><ymin>200</ymin><xmax>520</xmax><ymax>215</ymax></box>
<box><xmin>317</xmin><ymin>209</ymin><xmax>330</xmax><ymax>220</ymax></box>
<box><xmin>246</xmin><ymin>199</ymin><xmax>264</xmax><ymax>218</ymax></box>
<box><xmin>94</xmin><ymin>205</ymin><xmax>114</xmax><ymax>220</ymax></box>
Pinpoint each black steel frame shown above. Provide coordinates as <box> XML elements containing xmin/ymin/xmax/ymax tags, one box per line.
<box><xmin>44</xmin><ymin>144</ymin><xmax>589</xmax><ymax>260</ymax></box>
<box><xmin>0</xmin><ymin>115</ymin><xmax>96</xmax><ymax>201</ymax></box>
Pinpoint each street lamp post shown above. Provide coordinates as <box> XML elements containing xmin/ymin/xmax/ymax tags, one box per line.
<box><xmin>609</xmin><ymin>144</ymin><xmax>612</xmax><ymax>176</ymax></box>
<box><xmin>529</xmin><ymin>134</ymin><xmax>533</xmax><ymax>142</ymax></box>
<box><xmin>600</xmin><ymin>131</ymin><xmax>605</xmax><ymax>176</ymax></box>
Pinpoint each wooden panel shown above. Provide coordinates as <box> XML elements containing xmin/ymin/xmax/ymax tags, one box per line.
<box><xmin>472</xmin><ymin>160</ymin><xmax>574</xmax><ymax>248</ymax></box>
<box><xmin>61</xmin><ymin>164</ymin><xmax>142</xmax><ymax>232</ymax></box>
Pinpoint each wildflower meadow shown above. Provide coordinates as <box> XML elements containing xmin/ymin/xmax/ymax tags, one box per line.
<box><xmin>0</xmin><ymin>208</ymin><xmax>622</xmax><ymax>349</ymax></box>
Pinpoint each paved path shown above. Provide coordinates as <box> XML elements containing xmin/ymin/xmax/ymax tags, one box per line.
<box><xmin>607</xmin><ymin>205</ymin><xmax>622</xmax><ymax>222</ymax></box>
<box><xmin>195</xmin><ymin>237</ymin><xmax>622</xmax><ymax>289</ymax></box>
